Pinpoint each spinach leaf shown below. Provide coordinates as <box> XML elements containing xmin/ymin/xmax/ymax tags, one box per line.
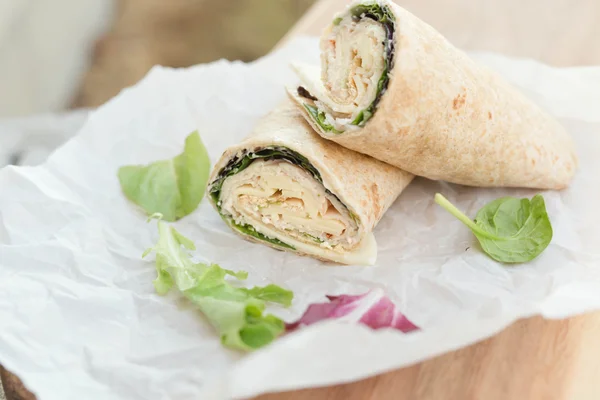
<box><xmin>118</xmin><ymin>131</ymin><xmax>210</xmax><ymax>221</ymax></box>
<box><xmin>435</xmin><ymin>193</ymin><xmax>553</xmax><ymax>263</ymax></box>
<box><xmin>144</xmin><ymin>217</ymin><xmax>293</xmax><ymax>351</ymax></box>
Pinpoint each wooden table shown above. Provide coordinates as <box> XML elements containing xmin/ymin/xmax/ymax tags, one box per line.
<box><xmin>2</xmin><ymin>0</ymin><xmax>600</xmax><ymax>399</ymax></box>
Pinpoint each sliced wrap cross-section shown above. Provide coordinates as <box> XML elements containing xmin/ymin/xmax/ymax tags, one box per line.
<box><xmin>207</xmin><ymin>101</ymin><xmax>413</xmax><ymax>265</ymax></box>
<box><xmin>288</xmin><ymin>0</ymin><xmax>578</xmax><ymax>189</ymax></box>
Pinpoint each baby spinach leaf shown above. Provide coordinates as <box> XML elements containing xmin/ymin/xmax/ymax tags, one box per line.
<box><xmin>118</xmin><ymin>131</ymin><xmax>210</xmax><ymax>221</ymax></box>
<box><xmin>434</xmin><ymin>193</ymin><xmax>553</xmax><ymax>263</ymax></box>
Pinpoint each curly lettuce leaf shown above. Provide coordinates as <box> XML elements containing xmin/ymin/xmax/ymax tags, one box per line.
<box><xmin>118</xmin><ymin>131</ymin><xmax>210</xmax><ymax>221</ymax></box>
<box><xmin>143</xmin><ymin>217</ymin><xmax>293</xmax><ymax>351</ymax></box>
<box><xmin>286</xmin><ymin>288</ymin><xmax>419</xmax><ymax>333</ymax></box>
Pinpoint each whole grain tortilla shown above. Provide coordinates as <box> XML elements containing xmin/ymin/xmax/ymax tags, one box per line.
<box><xmin>288</xmin><ymin>0</ymin><xmax>578</xmax><ymax>189</ymax></box>
<box><xmin>207</xmin><ymin>100</ymin><xmax>413</xmax><ymax>265</ymax></box>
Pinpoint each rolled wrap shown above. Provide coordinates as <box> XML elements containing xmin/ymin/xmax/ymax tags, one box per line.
<box><xmin>288</xmin><ymin>0</ymin><xmax>578</xmax><ymax>189</ymax></box>
<box><xmin>207</xmin><ymin>101</ymin><xmax>413</xmax><ymax>265</ymax></box>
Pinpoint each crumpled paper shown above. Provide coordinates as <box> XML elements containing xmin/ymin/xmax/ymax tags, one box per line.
<box><xmin>0</xmin><ymin>37</ymin><xmax>599</xmax><ymax>400</ymax></box>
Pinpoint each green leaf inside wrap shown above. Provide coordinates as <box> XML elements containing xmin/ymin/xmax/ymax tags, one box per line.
<box><xmin>304</xmin><ymin>104</ymin><xmax>343</xmax><ymax>133</ymax></box>
<box><xmin>144</xmin><ymin>217</ymin><xmax>293</xmax><ymax>351</ymax></box>
<box><xmin>118</xmin><ymin>131</ymin><xmax>210</xmax><ymax>221</ymax></box>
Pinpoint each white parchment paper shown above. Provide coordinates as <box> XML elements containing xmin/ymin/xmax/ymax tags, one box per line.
<box><xmin>1</xmin><ymin>37</ymin><xmax>600</xmax><ymax>400</ymax></box>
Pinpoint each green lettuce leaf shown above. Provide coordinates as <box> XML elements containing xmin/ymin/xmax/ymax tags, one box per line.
<box><xmin>434</xmin><ymin>193</ymin><xmax>553</xmax><ymax>263</ymax></box>
<box><xmin>303</xmin><ymin>104</ymin><xmax>342</xmax><ymax>134</ymax></box>
<box><xmin>118</xmin><ymin>131</ymin><xmax>210</xmax><ymax>221</ymax></box>
<box><xmin>349</xmin><ymin>2</ymin><xmax>395</xmax><ymax>24</ymax></box>
<box><xmin>231</xmin><ymin>221</ymin><xmax>295</xmax><ymax>250</ymax></box>
<box><xmin>143</xmin><ymin>217</ymin><xmax>293</xmax><ymax>351</ymax></box>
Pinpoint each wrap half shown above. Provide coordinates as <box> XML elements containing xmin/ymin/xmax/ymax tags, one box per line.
<box><xmin>288</xmin><ymin>0</ymin><xmax>578</xmax><ymax>189</ymax></box>
<box><xmin>207</xmin><ymin>101</ymin><xmax>413</xmax><ymax>265</ymax></box>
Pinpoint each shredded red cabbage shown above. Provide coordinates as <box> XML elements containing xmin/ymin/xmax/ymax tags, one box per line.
<box><xmin>286</xmin><ymin>289</ymin><xmax>418</xmax><ymax>333</ymax></box>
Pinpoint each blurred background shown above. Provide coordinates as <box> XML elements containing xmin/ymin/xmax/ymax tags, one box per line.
<box><xmin>3</xmin><ymin>0</ymin><xmax>599</xmax><ymax>121</ymax></box>
<box><xmin>0</xmin><ymin>0</ymin><xmax>316</xmax><ymax>169</ymax></box>
<box><xmin>0</xmin><ymin>0</ymin><xmax>316</xmax><ymax>118</ymax></box>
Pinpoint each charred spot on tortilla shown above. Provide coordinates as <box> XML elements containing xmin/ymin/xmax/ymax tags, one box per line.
<box><xmin>298</xmin><ymin>86</ymin><xmax>318</xmax><ymax>101</ymax></box>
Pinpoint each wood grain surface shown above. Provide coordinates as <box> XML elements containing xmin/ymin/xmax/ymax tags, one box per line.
<box><xmin>2</xmin><ymin>0</ymin><xmax>600</xmax><ymax>399</ymax></box>
<box><xmin>257</xmin><ymin>314</ymin><xmax>600</xmax><ymax>400</ymax></box>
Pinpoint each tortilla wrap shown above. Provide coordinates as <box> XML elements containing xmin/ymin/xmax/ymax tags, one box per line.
<box><xmin>207</xmin><ymin>100</ymin><xmax>413</xmax><ymax>265</ymax></box>
<box><xmin>288</xmin><ymin>0</ymin><xmax>578</xmax><ymax>189</ymax></box>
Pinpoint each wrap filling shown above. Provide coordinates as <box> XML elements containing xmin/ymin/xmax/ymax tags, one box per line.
<box><xmin>296</xmin><ymin>3</ymin><xmax>395</xmax><ymax>133</ymax></box>
<box><xmin>209</xmin><ymin>147</ymin><xmax>362</xmax><ymax>253</ymax></box>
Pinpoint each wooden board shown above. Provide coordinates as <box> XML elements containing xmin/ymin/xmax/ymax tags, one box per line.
<box><xmin>256</xmin><ymin>314</ymin><xmax>600</xmax><ymax>400</ymax></box>
<box><xmin>3</xmin><ymin>1</ymin><xmax>600</xmax><ymax>399</ymax></box>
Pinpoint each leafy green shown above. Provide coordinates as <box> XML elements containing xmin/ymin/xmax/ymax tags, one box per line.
<box><xmin>143</xmin><ymin>217</ymin><xmax>293</xmax><ymax>351</ymax></box>
<box><xmin>303</xmin><ymin>104</ymin><xmax>342</xmax><ymax>134</ymax></box>
<box><xmin>349</xmin><ymin>3</ymin><xmax>395</xmax><ymax>24</ymax></box>
<box><xmin>233</xmin><ymin>222</ymin><xmax>295</xmax><ymax>250</ymax></box>
<box><xmin>350</xmin><ymin>109</ymin><xmax>373</xmax><ymax>126</ymax></box>
<box><xmin>435</xmin><ymin>194</ymin><xmax>553</xmax><ymax>263</ymax></box>
<box><xmin>303</xmin><ymin>233</ymin><xmax>324</xmax><ymax>244</ymax></box>
<box><xmin>118</xmin><ymin>131</ymin><xmax>210</xmax><ymax>221</ymax></box>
